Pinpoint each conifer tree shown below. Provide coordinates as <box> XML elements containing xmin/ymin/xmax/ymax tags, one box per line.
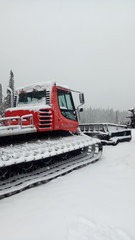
<box><xmin>0</xmin><ymin>83</ymin><xmax>2</xmax><ymax>106</ymax></box>
<box><xmin>5</xmin><ymin>70</ymin><xmax>15</xmax><ymax>108</ymax></box>
<box><xmin>9</xmin><ymin>70</ymin><xmax>14</xmax><ymax>99</ymax></box>
<box><xmin>0</xmin><ymin>83</ymin><xmax>2</xmax><ymax>115</ymax></box>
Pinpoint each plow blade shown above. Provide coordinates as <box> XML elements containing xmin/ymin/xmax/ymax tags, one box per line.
<box><xmin>79</xmin><ymin>123</ymin><xmax>132</xmax><ymax>145</ymax></box>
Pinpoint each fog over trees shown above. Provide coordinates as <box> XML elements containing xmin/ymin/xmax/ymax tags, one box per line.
<box><xmin>80</xmin><ymin>107</ymin><xmax>128</xmax><ymax>124</ymax></box>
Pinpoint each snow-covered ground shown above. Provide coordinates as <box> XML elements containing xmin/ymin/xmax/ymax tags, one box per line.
<box><xmin>0</xmin><ymin>130</ymin><xmax>135</xmax><ymax>240</ymax></box>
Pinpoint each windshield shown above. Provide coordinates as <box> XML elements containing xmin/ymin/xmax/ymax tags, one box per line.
<box><xmin>18</xmin><ymin>90</ymin><xmax>46</xmax><ymax>106</ymax></box>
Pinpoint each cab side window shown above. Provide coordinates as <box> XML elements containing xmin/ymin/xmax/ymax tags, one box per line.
<box><xmin>57</xmin><ymin>89</ymin><xmax>77</xmax><ymax>121</ymax></box>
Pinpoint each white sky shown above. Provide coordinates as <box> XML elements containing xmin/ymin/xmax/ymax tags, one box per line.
<box><xmin>0</xmin><ymin>0</ymin><xmax>135</xmax><ymax>110</ymax></box>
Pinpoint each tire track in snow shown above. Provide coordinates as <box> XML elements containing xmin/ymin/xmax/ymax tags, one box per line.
<box><xmin>66</xmin><ymin>216</ymin><xmax>133</xmax><ymax>240</ymax></box>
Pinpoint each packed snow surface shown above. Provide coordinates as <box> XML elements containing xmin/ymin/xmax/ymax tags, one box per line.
<box><xmin>0</xmin><ymin>130</ymin><xmax>135</xmax><ymax>240</ymax></box>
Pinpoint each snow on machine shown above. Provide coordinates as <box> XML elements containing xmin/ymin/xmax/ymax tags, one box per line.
<box><xmin>79</xmin><ymin>123</ymin><xmax>132</xmax><ymax>145</ymax></box>
<box><xmin>0</xmin><ymin>81</ymin><xmax>102</xmax><ymax>199</ymax></box>
<box><xmin>127</xmin><ymin>108</ymin><xmax>135</xmax><ymax>128</ymax></box>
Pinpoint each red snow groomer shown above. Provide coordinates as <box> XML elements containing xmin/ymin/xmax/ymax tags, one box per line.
<box><xmin>4</xmin><ymin>82</ymin><xmax>82</xmax><ymax>134</ymax></box>
<box><xmin>0</xmin><ymin>82</ymin><xmax>102</xmax><ymax>198</ymax></box>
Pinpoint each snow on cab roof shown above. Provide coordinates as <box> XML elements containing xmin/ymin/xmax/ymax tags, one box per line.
<box><xmin>16</xmin><ymin>81</ymin><xmax>70</xmax><ymax>93</ymax></box>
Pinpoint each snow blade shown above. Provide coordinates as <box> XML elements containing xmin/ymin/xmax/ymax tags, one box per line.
<box><xmin>79</xmin><ymin>123</ymin><xmax>132</xmax><ymax>145</ymax></box>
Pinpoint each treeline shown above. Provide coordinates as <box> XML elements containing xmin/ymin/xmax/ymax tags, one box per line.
<box><xmin>80</xmin><ymin>107</ymin><xmax>128</xmax><ymax>124</ymax></box>
<box><xmin>0</xmin><ymin>70</ymin><xmax>14</xmax><ymax>116</ymax></box>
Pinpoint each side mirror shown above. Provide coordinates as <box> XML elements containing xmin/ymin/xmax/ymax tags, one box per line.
<box><xmin>79</xmin><ymin>93</ymin><xmax>85</xmax><ymax>104</ymax></box>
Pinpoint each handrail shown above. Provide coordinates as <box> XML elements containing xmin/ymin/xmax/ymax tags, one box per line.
<box><xmin>0</xmin><ymin>114</ymin><xmax>34</xmax><ymax>130</ymax></box>
<box><xmin>79</xmin><ymin>123</ymin><xmax>127</xmax><ymax>128</ymax></box>
<box><xmin>0</xmin><ymin>116</ymin><xmax>20</xmax><ymax>121</ymax></box>
<box><xmin>79</xmin><ymin>123</ymin><xmax>128</xmax><ymax>133</ymax></box>
<box><xmin>21</xmin><ymin>114</ymin><xmax>34</xmax><ymax>128</ymax></box>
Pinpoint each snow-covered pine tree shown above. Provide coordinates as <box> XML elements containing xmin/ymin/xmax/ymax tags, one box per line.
<box><xmin>0</xmin><ymin>83</ymin><xmax>2</xmax><ymax>116</ymax></box>
<box><xmin>5</xmin><ymin>70</ymin><xmax>15</xmax><ymax>109</ymax></box>
<box><xmin>0</xmin><ymin>83</ymin><xmax>2</xmax><ymax>106</ymax></box>
<box><xmin>9</xmin><ymin>70</ymin><xmax>14</xmax><ymax>101</ymax></box>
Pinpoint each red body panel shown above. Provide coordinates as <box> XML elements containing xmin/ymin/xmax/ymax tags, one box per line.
<box><xmin>5</xmin><ymin>85</ymin><xmax>79</xmax><ymax>133</ymax></box>
<box><xmin>51</xmin><ymin>85</ymin><xmax>78</xmax><ymax>132</ymax></box>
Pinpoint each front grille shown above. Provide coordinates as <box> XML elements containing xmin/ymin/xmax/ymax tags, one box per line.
<box><xmin>38</xmin><ymin>109</ymin><xmax>53</xmax><ymax>129</ymax></box>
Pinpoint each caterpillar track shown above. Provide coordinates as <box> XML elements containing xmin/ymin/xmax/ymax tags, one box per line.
<box><xmin>0</xmin><ymin>134</ymin><xmax>102</xmax><ymax>200</ymax></box>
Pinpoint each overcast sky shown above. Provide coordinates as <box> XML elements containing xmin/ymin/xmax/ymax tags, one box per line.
<box><xmin>0</xmin><ymin>0</ymin><xmax>135</xmax><ymax>110</ymax></box>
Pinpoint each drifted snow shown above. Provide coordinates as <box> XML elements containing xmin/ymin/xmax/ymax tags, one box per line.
<box><xmin>0</xmin><ymin>131</ymin><xmax>135</xmax><ymax>240</ymax></box>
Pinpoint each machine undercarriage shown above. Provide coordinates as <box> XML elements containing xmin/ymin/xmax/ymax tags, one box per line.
<box><xmin>0</xmin><ymin>131</ymin><xmax>102</xmax><ymax>199</ymax></box>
